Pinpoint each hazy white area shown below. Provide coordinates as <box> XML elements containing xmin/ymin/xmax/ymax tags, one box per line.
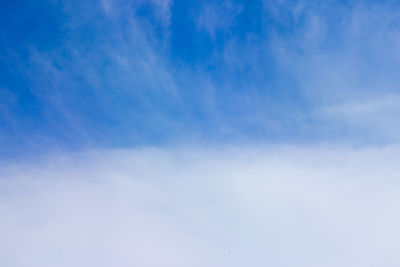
<box><xmin>1</xmin><ymin>145</ymin><xmax>399</xmax><ymax>267</ymax></box>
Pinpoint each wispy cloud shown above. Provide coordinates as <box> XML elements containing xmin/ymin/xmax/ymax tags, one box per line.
<box><xmin>2</xmin><ymin>2</ymin><xmax>400</xmax><ymax>266</ymax></box>
<box><xmin>1</xmin><ymin>0</ymin><xmax>400</xmax><ymax>153</ymax></box>
<box><xmin>196</xmin><ymin>0</ymin><xmax>242</xmax><ymax>38</ymax></box>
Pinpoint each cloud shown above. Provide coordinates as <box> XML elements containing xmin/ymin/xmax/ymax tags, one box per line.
<box><xmin>321</xmin><ymin>94</ymin><xmax>400</xmax><ymax>119</ymax></box>
<box><xmin>266</xmin><ymin>1</ymin><xmax>400</xmax><ymax>142</ymax></box>
<box><xmin>1</xmin><ymin>145</ymin><xmax>400</xmax><ymax>266</ymax></box>
<box><xmin>196</xmin><ymin>0</ymin><xmax>242</xmax><ymax>38</ymax></box>
<box><xmin>2</xmin><ymin>0</ymin><xmax>400</xmax><ymax>153</ymax></box>
<box><xmin>270</xmin><ymin>1</ymin><xmax>400</xmax><ymax>102</ymax></box>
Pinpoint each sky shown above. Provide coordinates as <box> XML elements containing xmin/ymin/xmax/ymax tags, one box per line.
<box><xmin>1</xmin><ymin>0</ymin><xmax>400</xmax><ymax>266</ymax></box>
<box><xmin>2</xmin><ymin>0</ymin><xmax>400</xmax><ymax>155</ymax></box>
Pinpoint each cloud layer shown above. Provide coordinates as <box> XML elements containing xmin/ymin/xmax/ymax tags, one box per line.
<box><xmin>1</xmin><ymin>145</ymin><xmax>400</xmax><ymax>266</ymax></box>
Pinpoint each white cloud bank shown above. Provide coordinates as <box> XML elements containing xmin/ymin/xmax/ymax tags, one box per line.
<box><xmin>1</xmin><ymin>145</ymin><xmax>400</xmax><ymax>267</ymax></box>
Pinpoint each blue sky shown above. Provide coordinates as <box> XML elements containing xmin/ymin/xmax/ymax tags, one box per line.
<box><xmin>2</xmin><ymin>0</ymin><xmax>400</xmax><ymax>157</ymax></box>
<box><xmin>2</xmin><ymin>1</ymin><xmax>400</xmax><ymax>266</ymax></box>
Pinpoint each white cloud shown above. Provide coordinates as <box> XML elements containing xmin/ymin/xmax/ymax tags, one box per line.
<box><xmin>317</xmin><ymin>94</ymin><xmax>400</xmax><ymax>141</ymax></box>
<box><xmin>271</xmin><ymin>2</ymin><xmax>400</xmax><ymax>102</ymax></box>
<box><xmin>1</xmin><ymin>145</ymin><xmax>400</xmax><ymax>266</ymax></box>
<box><xmin>322</xmin><ymin>94</ymin><xmax>400</xmax><ymax>118</ymax></box>
<box><xmin>196</xmin><ymin>0</ymin><xmax>242</xmax><ymax>38</ymax></box>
